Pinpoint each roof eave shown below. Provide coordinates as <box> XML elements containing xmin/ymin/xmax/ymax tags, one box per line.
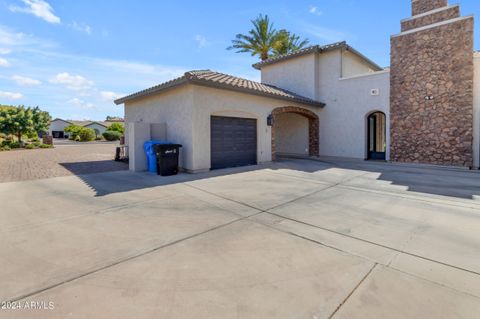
<box><xmin>187</xmin><ymin>78</ymin><xmax>325</xmax><ymax>108</ymax></box>
<box><xmin>252</xmin><ymin>41</ymin><xmax>382</xmax><ymax>72</ymax></box>
<box><xmin>114</xmin><ymin>77</ymin><xmax>188</xmax><ymax>105</ymax></box>
<box><xmin>115</xmin><ymin>77</ymin><xmax>324</xmax><ymax>108</ymax></box>
<box><xmin>343</xmin><ymin>45</ymin><xmax>383</xmax><ymax>71</ymax></box>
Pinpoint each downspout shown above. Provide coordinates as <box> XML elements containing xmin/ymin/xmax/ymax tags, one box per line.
<box><xmin>340</xmin><ymin>48</ymin><xmax>344</xmax><ymax>78</ymax></box>
<box><xmin>314</xmin><ymin>51</ymin><xmax>320</xmax><ymax>101</ymax></box>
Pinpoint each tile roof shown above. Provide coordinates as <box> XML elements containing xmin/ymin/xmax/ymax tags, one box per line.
<box><xmin>252</xmin><ymin>41</ymin><xmax>383</xmax><ymax>71</ymax></box>
<box><xmin>114</xmin><ymin>70</ymin><xmax>325</xmax><ymax>107</ymax></box>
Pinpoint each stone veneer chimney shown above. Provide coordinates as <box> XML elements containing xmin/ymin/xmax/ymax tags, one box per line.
<box><xmin>390</xmin><ymin>0</ymin><xmax>474</xmax><ymax>167</ymax></box>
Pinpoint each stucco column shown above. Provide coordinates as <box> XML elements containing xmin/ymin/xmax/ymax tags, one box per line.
<box><xmin>128</xmin><ymin>122</ymin><xmax>151</xmax><ymax>172</ymax></box>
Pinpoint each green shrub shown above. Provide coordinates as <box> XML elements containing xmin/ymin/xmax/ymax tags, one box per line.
<box><xmin>64</xmin><ymin>124</ymin><xmax>82</xmax><ymax>140</ymax></box>
<box><xmin>25</xmin><ymin>144</ymin><xmax>35</xmax><ymax>149</ymax></box>
<box><xmin>102</xmin><ymin>130</ymin><xmax>122</xmax><ymax>141</ymax></box>
<box><xmin>39</xmin><ymin>144</ymin><xmax>53</xmax><ymax>149</ymax></box>
<box><xmin>9</xmin><ymin>141</ymin><xmax>21</xmax><ymax>149</ymax></box>
<box><xmin>33</xmin><ymin>141</ymin><xmax>41</xmax><ymax>147</ymax></box>
<box><xmin>78</xmin><ymin>128</ymin><xmax>96</xmax><ymax>142</ymax></box>
<box><xmin>1</xmin><ymin>145</ymin><xmax>11</xmax><ymax>151</ymax></box>
<box><xmin>30</xmin><ymin>136</ymin><xmax>40</xmax><ymax>143</ymax></box>
<box><xmin>107</xmin><ymin>123</ymin><xmax>124</xmax><ymax>134</ymax></box>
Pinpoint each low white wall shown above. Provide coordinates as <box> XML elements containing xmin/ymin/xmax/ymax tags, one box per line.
<box><xmin>473</xmin><ymin>54</ymin><xmax>480</xmax><ymax>168</ymax></box>
<box><xmin>124</xmin><ymin>85</ymin><xmax>194</xmax><ymax>170</ymax></box>
<box><xmin>275</xmin><ymin>112</ymin><xmax>309</xmax><ymax>156</ymax></box>
<box><xmin>128</xmin><ymin>122</ymin><xmax>150</xmax><ymax>172</ymax></box>
<box><xmin>150</xmin><ymin>123</ymin><xmax>167</xmax><ymax>141</ymax></box>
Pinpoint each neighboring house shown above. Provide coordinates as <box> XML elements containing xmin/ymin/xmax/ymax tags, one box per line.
<box><xmin>115</xmin><ymin>0</ymin><xmax>480</xmax><ymax>172</ymax></box>
<box><xmin>49</xmin><ymin>118</ymin><xmax>73</xmax><ymax>138</ymax></box>
<box><xmin>48</xmin><ymin>119</ymin><xmax>123</xmax><ymax>138</ymax></box>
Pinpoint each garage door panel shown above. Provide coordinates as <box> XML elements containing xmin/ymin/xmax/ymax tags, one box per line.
<box><xmin>211</xmin><ymin>116</ymin><xmax>257</xmax><ymax>170</ymax></box>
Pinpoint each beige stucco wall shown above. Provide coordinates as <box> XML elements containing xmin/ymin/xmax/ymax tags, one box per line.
<box><xmin>326</xmin><ymin>71</ymin><xmax>390</xmax><ymax>159</ymax></box>
<box><xmin>473</xmin><ymin>53</ymin><xmax>480</xmax><ymax>168</ymax></box>
<box><xmin>124</xmin><ymin>85</ymin><xmax>194</xmax><ymax>170</ymax></box>
<box><xmin>261</xmin><ymin>54</ymin><xmax>318</xmax><ymax>100</ymax></box>
<box><xmin>259</xmin><ymin>49</ymin><xmax>390</xmax><ymax>160</ymax></box>
<box><xmin>275</xmin><ymin>112</ymin><xmax>309</xmax><ymax>156</ymax></box>
<box><xmin>341</xmin><ymin>50</ymin><xmax>376</xmax><ymax>78</ymax></box>
<box><xmin>124</xmin><ymin>84</ymin><xmax>320</xmax><ymax>172</ymax></box>
<box><xmin>190</xmin><ymin>85</ymin><xmax>320</xmax><ymax>171</ymax></box>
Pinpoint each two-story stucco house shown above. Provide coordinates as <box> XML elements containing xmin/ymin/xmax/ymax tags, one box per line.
<box><xmin>115</xmin><ymin>0</ymin><xmax>480</xmax><ymax>173</ymax></box>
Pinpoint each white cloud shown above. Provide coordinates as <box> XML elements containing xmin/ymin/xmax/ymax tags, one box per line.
<box><xmin>0</xmin><ymin>57</ymin><xmax>9</xmax><ymax>67</ymax></box>
<box><xmin>0</xmin><ymin>48</ymin><xmax>11</xmax><ymax>54</ymax></box>
<box><xmin>12</xmin><ymin>75</ymin><xmax>41</xmax><ymax>86</ymax></box>
<box><xmin>0</xmin><ymin>27</ymin><xmax>26</xmax><ymax>46</ymax></box>
<box><xmin>0</xmin><ymin>91</ymin><xmax>23</xmax><ymax>100</ymax></box>
<box><xmin>309</xmin><ymin>6</ymin><xmax>323</xmax><ymax>16</ymax></box>
<box><xmin>50</xmin><ymin>72</ymin><xmax>94</xmax><ymax>91</ymax></box>
<box><xmin>0</xmin><ymin>25</ymin><xmax>56</xmax><ymax>50</ymax></box>
<box><xmin>100</xmin><ymin>91</ymin><xmax>123</xmax><ymax>101</ymax></box>
<box><xmin>9</xmin><ymin>0</ymin><xmax>61</xmax><ymax>24</ymax></box>
<box><xmin>68</xmin><ymin>98</ymin><xmax>94</xmax><ymax>109</ymax></box>
<box><xmin>70</xmin><ymin>21</ymin><xmax>92</xmax><ymax>35</ymax></box>
<box><xmin>195</xmin><ymin>35</ymin><xmax>211</xmax><ymax>49</ymax></box>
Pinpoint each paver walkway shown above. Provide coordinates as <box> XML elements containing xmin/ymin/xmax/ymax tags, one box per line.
<box><xmin>0</xmin><ymin>143</ymin><xmax>127</xmax><ymax>183</ymax></box>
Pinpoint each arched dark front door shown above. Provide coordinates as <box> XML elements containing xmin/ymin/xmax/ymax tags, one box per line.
<box><xmin>367</xmin><ymin>112</ymin><xmax>386</xmax><ymax>160</ymax></box>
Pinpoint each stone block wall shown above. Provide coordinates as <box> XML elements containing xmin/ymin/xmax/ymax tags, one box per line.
<box><xmin>412</xmin><ymin>0</ymin><xmax>448</xmax><ymax>15</ymax></box>
<box><xmin>402</xmin><ymin>5</ymin><xmax>459</xmax><ymax>31</ymax></box>
<box><xmin>390</xmin><ymin>16</ymin><xmax>474</xmax><ymax>167</ymax></box>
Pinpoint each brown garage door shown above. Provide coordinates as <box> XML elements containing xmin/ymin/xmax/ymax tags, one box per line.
<box><xmin>211</xmin><ymin>116</ymin><xmax>257</xmax><ymax>170</ymax></box>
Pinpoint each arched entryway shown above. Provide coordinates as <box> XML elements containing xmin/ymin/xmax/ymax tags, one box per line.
<box><xmin>367</xmin><ymin>111</ymin><xmax>386</xmax><ymax>160</ymax></box>
<box><xmin>271</xmin><ymin>106</ymin><xmax>319</xmax><ymax>161</ymax></box>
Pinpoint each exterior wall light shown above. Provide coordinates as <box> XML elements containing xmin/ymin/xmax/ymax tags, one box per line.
<box><xmin>267</xmin><ymin>114</ymin><xmax>274</xmax><ymax>126</ymax></box>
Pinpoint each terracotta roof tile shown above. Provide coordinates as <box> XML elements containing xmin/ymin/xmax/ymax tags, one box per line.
<box><xmin>115</xmin><ymin>70</ymin><xmax>325</xmax><ymax>107</ymax></box>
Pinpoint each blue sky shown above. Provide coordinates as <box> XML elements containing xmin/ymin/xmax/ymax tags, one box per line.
<box><xmin>0</xmin><ymin>0</ymin><xmax>478</xmax><ymax>120</ymax></box>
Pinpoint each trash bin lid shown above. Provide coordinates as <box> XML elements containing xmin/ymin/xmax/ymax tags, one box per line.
<box><xmin>144</xmin><ymin>140</ymin><xmax>173</xmax><ymax>151</ymax></box>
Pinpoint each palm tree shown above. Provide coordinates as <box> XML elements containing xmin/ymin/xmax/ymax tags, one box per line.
<box><xmin>228</xmin><ymin>15</ymin><xmax>309</xmax><ymax>61</ymax></box>
<box><xmin>228</xmin><ymin>14</ymin><xmax>277</xmax><ymax>61</ymax></box>
<box><xmin>272</xmin><ymin>29</ymin><xmax>310</xmax><ymax>56</ymax></box>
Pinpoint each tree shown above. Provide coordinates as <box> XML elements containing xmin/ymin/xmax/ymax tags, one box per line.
<box><xmin>0</xmin><ymin>106</ymin><xmax>34</xmax><ymax>143</ymax></box>
<box><xmin>272</xmin><ymin>29</ymin><xmax>309</xmax><ymax>56</ymax></box>
<box><xmin>107</xmin><ymin>122</ymin><xmax>124</xmax><ymax>134</ymax></box>
<box><xmin>32</xmin><ymin>107</ymin><xmax>51</xmax><ymax>135</ymax></box>
<box><xmin>228</xmin><ymin>14</ymin><xmax>278</xmax><ymax>61</ymax></box>
<box><xmin>228</xmin><ymin>14</ymin><xmax>309</xmax><ymax>61</ymax></box>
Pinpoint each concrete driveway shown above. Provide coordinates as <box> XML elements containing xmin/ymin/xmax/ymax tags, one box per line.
<box><xmin>1</xmin><ymin>158</ymin><xmax>480</xmax><ymax>318</ymax></box>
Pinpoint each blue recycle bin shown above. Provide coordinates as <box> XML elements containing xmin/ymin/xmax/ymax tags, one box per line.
<box><xmin>144</xmin><ymin>140</ymin><xmax>172</xmax><ymax>173</ymax></box>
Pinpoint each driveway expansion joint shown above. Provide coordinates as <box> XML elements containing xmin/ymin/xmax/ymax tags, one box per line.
<box><xmin>327</xmin><ymin>263</ymin><xmax>378</xmax><ymax>319</ymax></box>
